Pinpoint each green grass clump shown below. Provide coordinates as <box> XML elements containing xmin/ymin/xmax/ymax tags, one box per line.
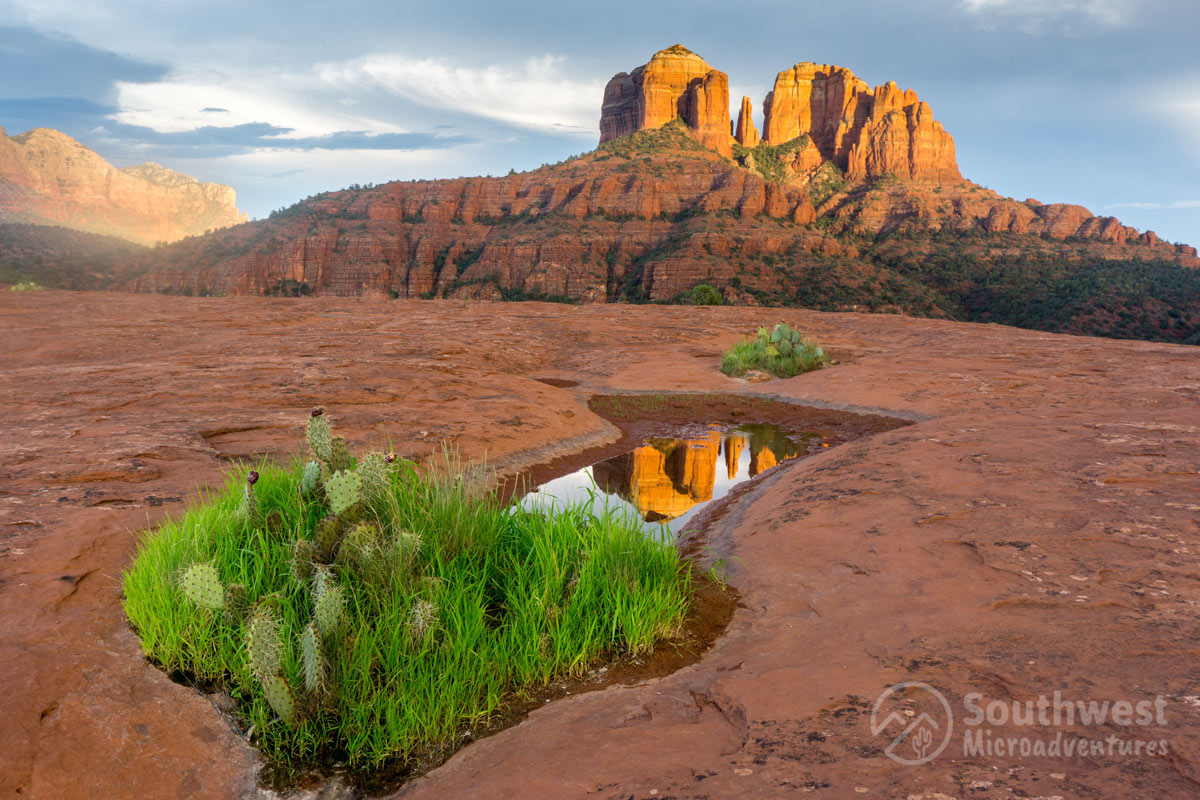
<box><xmin>9</xmin><ymin>280</ymin><xmax>44</xmax><ymax>291</ymax></box>
<box><xmin>721</xmin><ymin>322</ymin><xmax>830</xmax><ymax>378</ymax></box>
<box><xmin>123</xmin><ymin>412</ymin><xmax>691</xmax><ymax>776</ymax></box>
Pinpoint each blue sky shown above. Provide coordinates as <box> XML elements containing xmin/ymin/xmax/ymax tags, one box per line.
<box><xmin>1</xmin><ymin>0</ymin><xmax>1198</xmax><ymax>246</ymax></box>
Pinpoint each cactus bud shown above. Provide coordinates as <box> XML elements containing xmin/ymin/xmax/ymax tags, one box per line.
<box><xmin>311</xmin><ymin>406</ymin><xmax>324</xmax><ymax>418</ymax></box>
<box><xmin>247</xmin><ymin>470</ymin><xmax>259</xmax><ymax>485</ymax></box>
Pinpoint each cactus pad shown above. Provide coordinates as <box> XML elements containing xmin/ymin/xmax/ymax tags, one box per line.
<box><xmin>357</xmin><ymin>452</ymin><xmax>389</xmax><ymax>502</ymax></box>
<box><xmin>313</xmin><ymin>575</ymin><xmax>345</xmax><ymax>639</ymax></box>
<box><xmin>299</xmin><ymin>460</ymin><xmax>322</xmax><ymax>497</ymax></box>
<box><xmin>291</xmin><ymin>539</ymin><xmax>315</xmax><ymax>582</ymax></box>
<box><xmin>300</xmin><ymin>623</ymin><xmax>324</xmax><ymax>695</ymax></box>
<box><xmin>306</xmin><ymin>412</ymin><xmax>332</xmax><ymax>463</ymax></box>
<box><xmin>245</xmin><ymin>604</ymin><xmax>282</xmax><ymax>681</ymax></box>
<box><xmin>314</xmin><ymin>515</ymin><xmax>344</xmax><ymax>562</ymax></box>
<box><xmin>260</xmin><ymin>673</ymin><xmax>298</xmax><ymax>725</ymax></box>
<box><xmin>324</xmin><ymin>470</ymin><xmax>362</xmax><ymax>516</ymax></box>
<box><xmin>328</xmin><ymin>437</ymin><xmax>354</xmax><ymax>472</ymax></box>
<box><xmin>179</xmin><ymin>562</ymin><xmax>225</xmax><ymax>610</ymax></box>
<box><xmin>238</xmin><ymin>479</ymin><xmax>260</xmax><ymax>526</ymax></box>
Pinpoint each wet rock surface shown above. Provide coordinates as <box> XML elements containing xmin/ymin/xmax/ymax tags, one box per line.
<box><xmin>2</xmin><ymin>291</ymin><xmax>1199</xmax><ymax>798</ymax></box>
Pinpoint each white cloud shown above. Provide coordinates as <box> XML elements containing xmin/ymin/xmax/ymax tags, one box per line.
<box><xmin>108</xmin><ymin>52</ymin><xmax>602</xmax><ymax>141</ymax></box>
<box><xmin>313</xmin><ymin>53</ymin><xmax>601</xmax><ymax>135</ymax></box>
<box><xmin>112</xmin><ymin>74</ymin><xmax>401</xmax><ymax>137</ymax></box>
<box><xmin>959</xmin><ymin>0</ymin><xmax>1137</xmax><ymax>28</ymax></box>
<box><xmin>1107</xmin><ymin>200</ymin><xmax>1200</xmax><ymax>210</ymax></box>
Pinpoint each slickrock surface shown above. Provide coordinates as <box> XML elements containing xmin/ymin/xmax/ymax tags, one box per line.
<box><xmin>2</xmin><ymin>292</ymin><xmax>1199</xmax><ymax>799</ymax></box>
<box><xmin>600</xmin><ymin>45</ymin><xmax>732</xmax><ymax>158</ymax></box>
<box><xmin>0</xmin><ymin>126</ymin><xmax>246</xmax><ymax>245</ymax></box>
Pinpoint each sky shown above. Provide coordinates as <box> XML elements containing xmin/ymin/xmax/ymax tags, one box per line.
<box><xmin>1</xmin><ymin>0</ymin><xmax>1198</xmax><ymax>246</ymax></box>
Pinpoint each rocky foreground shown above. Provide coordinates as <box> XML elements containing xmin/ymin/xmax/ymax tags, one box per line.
<box><xmin>2</xmin><ymin>293</ymin><xmax>1199</xmax><ymax>798</ymax></box>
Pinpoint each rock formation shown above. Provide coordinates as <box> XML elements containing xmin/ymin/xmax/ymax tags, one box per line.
<box><xmin>599</xmin><ymin>45</ymin><xmax>732</xmax><ymax>158</ymax></box>
<box><xmin>762</xmin><ymin>63</ymin><xmax>961</xmax><ymax>184</ymax></box>
<box><xmin>0</xmin><ymin>126</ymin><xmax>246</xmax><ymax>245</ymax></box>
<box><xmin>734</xmin><ymin>96</ymin><xmax>759</xmax><ymax>148</ymax></box>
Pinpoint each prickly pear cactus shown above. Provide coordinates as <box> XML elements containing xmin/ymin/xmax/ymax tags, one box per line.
<box><xmin>313</xmin><ymin>515</ymin><xmax>344</xmax><ymax>563</ymax></box>
<box><xmin>179</xmin><ymin>562</ymin><xmax>225</xmax><ymax>610</ymax></box>
<box><xmin>306</xmin><ymin>407</ymin><xmax>332</xmax><ymax>463</ymax></box>
<box><xmin>239</xmin><ymin>471</ymin><xmax>261</xmax><ymax>525</ymax></box>
<box><xmin>357</xmin><ymin>452</ymin><xmax>389</xmax><ymax>502</ymax></box>
<box><xmin>291</xmin><ymin>539</ymin><xmax>315</xmax><ymax>582</ymax></box>
<box><xmin>300</xmin><ymin>623</ymin><xmax>324</xmax><ymax>695</ymax></box>
<box><xmin>299</xmin><ymin>460</ymin><xmax>322</xmax><ymax>497</ymax></box>
<box><xmin>324</xmin><ymin>469</ymin><xmax>362</xmax><ymax>516</ymax></box>
<box><xmin>260</xmin><ymin>672</ymin><xmax>298</xmax><ymax>725</ymax></box>
<box><xmin>245</xmin><ymin>603</ymin><xmax>282</xmax><ymax>681</ymax></box>
<box><xmin>313</xmin><ymin>571</ymin><xmax>345</xmax><ymax>639</ymax></box>
<box><xmin>328</xmin><ymin>437</ymin><xmax>354</xmax><ymax>472</ymax></box>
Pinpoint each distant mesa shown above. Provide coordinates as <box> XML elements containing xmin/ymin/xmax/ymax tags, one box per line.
<box><xmin>0</xmin><ymin>125</ymin><xmax>246</xmax><ymax>246</ymax></box>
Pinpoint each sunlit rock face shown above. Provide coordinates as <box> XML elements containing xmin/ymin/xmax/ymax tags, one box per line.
<box><xmin>761</xmin><ymin>62</ymin><xmax>961</xmax><ymax>184</ymax></box>
<box><xmin>599</xmin><ymin>44</ymin><xmax>732</xmax><ymax>158</ymax></box>
<box><xmin>0</xmin><ymin>126</ymin><xmax>246</xmax><ymax>245</ymax></box>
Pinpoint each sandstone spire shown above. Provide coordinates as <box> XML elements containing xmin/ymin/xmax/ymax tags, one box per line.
<box><xmin>734</xmin><ymin>96</ymin><xmax>759</xmax><ymax>147</ymax></box>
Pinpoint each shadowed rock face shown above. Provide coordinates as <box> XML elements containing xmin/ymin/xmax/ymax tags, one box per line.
<box><xmin>0</xmin><ymin>125</ymin><xmax>246</xmax><ymax>245</ymax></box>
<box><xmin>600</xmin><ymin>45</ymin><xmax>732</xmax><ymax>158</ymax></box>
<box><xmin>763</xmin><ymin>63</ymin><xmax>961</xmax><ymax>183</ymax></box>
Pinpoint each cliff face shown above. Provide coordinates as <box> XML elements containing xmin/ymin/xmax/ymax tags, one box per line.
<box><xmin>599</xmin><ymin>45</ymin><xmax>732</xmax><ymax>158</ymax></box>
<box><xmin>0</xmin><ymin>126</ymin><xmax>246</xmax><ymax>245</ymax></box>
<box><xmin>95</xmin><ymin>44</ymin><xmax>1200</xmax><ymax>344</ymax></box>
<box><xmin>762</xmin><ymin>63</ymin><xmax>960</xmax><ymax>184</ymax></box>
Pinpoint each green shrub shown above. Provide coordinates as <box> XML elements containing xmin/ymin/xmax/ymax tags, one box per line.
<box><xmin>123</xmin><ymin>408</ymin><xmax>691</xmax><ymax>776</ymax></box>
<box><xmin>10</xmin><ymin>281</ymin><xmax>44</xmax><ymax>292</ymax></box>
<box><xmin>721</xmin><ymin>323</ymin><xmax>830</xmax><ymax>378</ymax></box>
<box><xmin>688</xmin><ymin>283</ymin><xmax>723</xmax><ymax>305</ymax></box>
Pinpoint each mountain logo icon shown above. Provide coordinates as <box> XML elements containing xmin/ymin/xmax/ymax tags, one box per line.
<box><xmin>870</xmin><ymin>682</ymin><xmax>954</xmax><ymax>765</ymax></box>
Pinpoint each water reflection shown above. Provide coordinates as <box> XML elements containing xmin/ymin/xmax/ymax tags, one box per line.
<box><xmin>521</xmin><ymin>423</ymin><xmax>810</xmax><ymax>536</ymax></box>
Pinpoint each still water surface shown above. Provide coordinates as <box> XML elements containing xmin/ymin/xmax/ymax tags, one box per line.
<box><xmin>521</xmin><ymin>422</ymin><xmax>817</xmax><ymax>536</ymax></box>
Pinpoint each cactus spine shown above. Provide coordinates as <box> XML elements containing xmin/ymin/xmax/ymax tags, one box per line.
<box><xmin>300</xmin><ymin>623</ymin><xmax>324</xmax><ymax>696</ymax></box>
<box><xmin>245</xmin><ymin>602</ymin><xmax>282</xmax><ymax>682</ymax></box>
<box><xmin>313</xmin><ymin>568</ymin><xmax>345</xmax><ymax>639</ymax></box>
<box><xmin>180</xmin><ymin>562</ymin><xmax>225</xmax><ymax>610</ymax></box>
<box><xmin>260</xmin><ymin>673</ymin><xmax>298</xmax><ymax>725</ymax></box>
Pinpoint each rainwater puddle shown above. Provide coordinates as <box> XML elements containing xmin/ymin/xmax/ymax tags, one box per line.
<box><xmin>521</xmin><ymin>421</ymin><xmax>817</xmax><ymax>537</ymax></box>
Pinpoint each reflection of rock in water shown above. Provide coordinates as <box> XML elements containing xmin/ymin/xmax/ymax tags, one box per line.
<box><xmin>590</xmin><ymin>424</ymin><xmax>805</xmax><ymax>523</ymax></box>
<box><xmin>592</xmin><ymin>431</ymin><xmax>721</xmax><ymax>521</ymax></box>
<box><xmin>723</xmin><ymin>435</ymin><xmax>745</xmax><ymax>480</ymax></box>
<box><xmin>742</xmin><ymin>423</ymin><xmax>802</xmax><ymax>477</ymax></box>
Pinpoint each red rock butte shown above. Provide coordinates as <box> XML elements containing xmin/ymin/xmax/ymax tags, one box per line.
<box><xmin>0</xmin><ymin>125</ymin><xmax>246</xmax><ymax>245</ymax></box>
<box><xmin>602</xmin><ymin>49</ymin><xmax>961</xmax><ymax>185</ymax></box>
<box><xmin>600</xmin><ymin>44</ymin><xmax>732</xmax><ymax>158</ymax></box>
